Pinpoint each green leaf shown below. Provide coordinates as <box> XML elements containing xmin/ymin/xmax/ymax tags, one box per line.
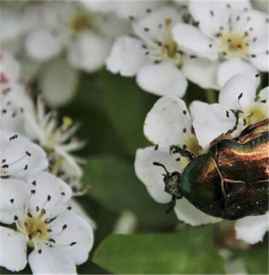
<box><xmin>236</xmin><ymin>245</ymin><xmax>268</xmax><ymax>274</ymax></box>
<box><xmin>62</xmin><ymin>73</ymin><xmax>127</xmax><ymax>156</ymax></box>
<box><xmin>83</xmin><ymin>155</ymin><xmax>177</xmax><ymax>228</ymax></box>
<box><xmin>93</xmin><ymin>226</ymin><xmax>225</xmax><ymax>274</ymax></box>
<box><xmin>96</xmin><ymin>71</ymin><xmax>156</xmax><ymax>155</ymax></box>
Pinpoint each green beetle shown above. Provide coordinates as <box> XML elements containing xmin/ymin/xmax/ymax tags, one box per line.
<box><xmin>154</xmin><ymin>118</ymin><xmax>269</xmax><ymax>220</ymax></box>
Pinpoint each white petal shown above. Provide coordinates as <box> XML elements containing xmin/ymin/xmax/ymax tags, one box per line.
<box><xmin>68</xmin><ymin>31</ymin><xmax>110</xmax><ymax>73</ymax></box>
<box><xmin>0</xmin><ymin>178</ymin><xmax>27</xmax><ymax>224</ymax></box>
<box><xmin>219</xmin><ymin>73</ymin><xmax>259</xmax><ymax>110</ymax></box>
<box><xmin>189</xmin><ymin>0</ymin><xmax>230</xmax><ymax>38</ymax></box>
<box><xmin>115</xmin><ymin>0</ymin><xmax>163</xmax><ymax>20</ymax></box>
<box><xmin>26</xmin><ymin>172</ymin><xmax>72</xmax><ymax>217</ymax></box>
<box><xmin>29</xmin><ymin>247</ymin><xmax>76</xmax><ymax>275</ymax></box>
<box><xmin>70</xmin><ymin>200</ymin><xmax>96</xmax><ymax>230</ymax></box>
<box><xmin>173</xmin><ymin>23</ymin><xmax>218</xmax><ymax>60</ymax></box>
<box><xmin>135</xmin><ymin>146</ymin><xmax>181</xmax><ymax>204</ymax></box>
<box><xmin>133</xmin><ymin>6</ymin><xmax>182</xmax><ymax>40</ymax></box>
<box><xmin>235</xmin><ymin>212</ymin><xmax>269</xmax><ymax>244</ymax></box>
<box><xmin>232</xmin><ymin>10</ymin><xmax>267</xmax><ymax>41</ymax></box>
<box><xmin>249</xmin><ymin>52</ymin><xmax>269</xmax><ymax>72</ymax></box>
<box><xmin>0</xmin><ymin>131</ymin><xmax>48</xmax><ymax>179</ymax></box>
<box><xmin>217</xmin><ymin>59</ymin><xmax>258</xmax><ymax>87</ymax></box>
<box><xmin>174</xmin><ymin>199</ymin><xmax>221</xmax><ymax>226</ymax></box>
<box><xmin>190</xmin><ymin>101</ymin><xmax>236</xmax><ymax>148</ymax></box>
<box><xmin>106</xmin><ymin>36</ymin><xmax>147</xmax><ymax>77</ymax></box>
<box><xmin>136</xmin><ymin>62</ymin><xmax>187</xmax><ymax>97</ymax></box>
<box><xmin>80</xmin><ymin>0</ymin><xmax>113</xmax><ymax>13</ymax></box>
<box><xmin>144</xmin><ymin>96</ymin><xmax>191</xmax><ymax>147</ymax></box>
<box><xmin>96</xmin><ymin>14</ymin><xmax>131</xmax><ymax>39</ymax></box>
<box><xmin>0</xmin><ymin>226</ymin><xmax>27</xmax><ymax>272</ymax></box>
<box><xmin>258</xmin><ymin>86</ymin><xmax>269</xmax><ymax>106</ymax></box>
<box><xmin>25</xmin><ymin>29</ymin><xmax>63</xmax><ymax>61</ymax></box>
<box><xmin>49</xmin><ymin>211</ymin><xmax>94</xmax><ymax>265</ymax></box>
<box><xmin>182</xmin><ymin>57</ymin><xmax>218</xmax><ymax>89</ymax></box>
<box><xmin>39</xmin><ymin>58</ymin><xmax>79</xmax><ymax>107</ymax></box>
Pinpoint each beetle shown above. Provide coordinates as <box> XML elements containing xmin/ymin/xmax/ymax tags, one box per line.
<box><xmin>154</xmin><ymin>118</ymin><xmax>269</xmax><ymax>220</ymax></box>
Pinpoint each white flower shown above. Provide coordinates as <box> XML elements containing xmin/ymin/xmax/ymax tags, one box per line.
<box><xmin>235</xmin><ymin>212</ymin><xmax>269</xmax><ymax>244</ymax></box>
<box><xmin>0</xmin><ymin>130</ymin><xmax>48</xmax><ymax>180</ymax></box>
<box><xmin>0</xmin><ymin>6</ymin><xmax>34</xmax><ymax>46</ymax></box>
<box><xmin>135</xmin><ymin>96</ymin><xmax>224</xmax><ymax>225</ymax></box>
<box><xmin>191</xmin><ymin>73</ymin><xmax>268</xmax><ymax>148</ymax></box>
<box><xmin>0</xmin><ymin>171</ymin><xmax>94</xmax><ymax>273</ymax></box>
<box><xmin>23</xmin><ymin>1</ymin><xmax>129</xmax><ymax>106</ymax></box>
<box><xmin>106</xmin><ymin>6</ymin><xmax>190</xmax><ymax>97</ymax></box>
<box><xmin>135</xmin><ymin>93</ymin><xmax>268</xmax><ymax>243</ymax></box>
<box><xmin>24</xmin><ymin>98</ymin><xmax>85</xmax><ymax>194</ymax></box>
<box><xmin>80</xmin><ymin>0</ymin><xmax>164</xmax><ymax>20</ymax></box>
<box><xmin>172</xmin><ymin>0</ymin><xmax>269</xmax><ymax>88</ymax></box>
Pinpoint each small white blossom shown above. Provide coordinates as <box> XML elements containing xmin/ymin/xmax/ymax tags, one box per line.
<box><xmin>135</xmin><ymin>86</ymin><xmax>268</xmax><ymax>242</ymax></box>
<box><xmin>135</xmin><ymin>96</ymin><xmax>226</xmax><ymax>225</ymax></box>
<box><xmin>191</xmin><ymin>73</ymin><xmax>268</xmax><ymax>148</ymax></box>
<box><xmin>172</xmin><ymin>0</ymin><xmax>269</xmax><ymax>88</ymax></box>
<box><xmin>106</xmin><ymin>6</ymin><xmax>190</xmax><ymax>97</ymax></box>
<box><xmin>0</xmin><ymin>171</ymin><xmax>94</xmax><ymax>274</ymax></box>
<box><xmin>23</xmin><ymin>1</ymin><xmax>129</xmax><ymax>106</ymax></box>
<box><xmin>80</xmin><ymin>0</ymin><xmax>164</xmax><ymax>20</ymax></box>
<box><xmin>25</xmin><ymin>98</ymin><xmax>85</xmax><ymax>194</ymax></box>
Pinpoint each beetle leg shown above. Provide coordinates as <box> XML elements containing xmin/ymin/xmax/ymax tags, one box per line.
<box><xmin>223</xmin><ymin>178</ymin><xmax>246</xmax><ymax>185</ymax></box>
<box><xmin>212</xmin><ymin>158</ymin><xmax>227</xmax><ymax>199</ymax></box>
<box><xmin>169</xmin><ymin>145</ymin><xmax>194</xmax><ymax>161</ymax></box>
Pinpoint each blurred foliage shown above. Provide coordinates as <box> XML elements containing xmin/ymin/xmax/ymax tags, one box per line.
<box><xmin>93</xmin><ymin>226</ymin><xmax>226</xmax><ymax>274</ymax></box>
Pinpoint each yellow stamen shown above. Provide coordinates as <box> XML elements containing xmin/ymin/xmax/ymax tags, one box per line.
<box><xmin>219</xmin><ymin>32</ymin><xmax>249</xmax><ymax>58</ymax></box>
<box><xmin>22</xmin><ymin>215</ymin><xmax>49</xmax><ymax>247</ymax></box>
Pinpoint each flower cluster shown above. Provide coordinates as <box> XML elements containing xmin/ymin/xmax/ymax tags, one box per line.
<box><xmin>135</xmin><ymin>72</ymin><xmax>269</xmax><ymax>244</ymax></box>
<box><xmin>0</xmin><ymin>49</ymin><xmax>94</xmax><ymax>274</ymax></box>
<box><xmin>0</xmin><ymin>0</ymin><xmax>268</xmax><ymax>272</ymax></box>
<box><xmin>128</xmin><ymin>1</ymin><xmax>268</xmax><ymax>246</ymax></box>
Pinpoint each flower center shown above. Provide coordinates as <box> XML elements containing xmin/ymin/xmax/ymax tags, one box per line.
<box><xmin>22</xmin><ymin>215</ymin><xmax>49</xmax><ymax>246</ymax></box>
<box><xmin>244</xmin><ymin>104</ymin><xmax>268</xmax><ymax>126</ymax></box>
<box><xmin>69</xmin><ymin>14</ymin><xmax>90</xmax><ymax>33</ymax></box>
<box><xmin>218</xmin><ymin>32</ymin><xmax>249</xmax><ymax>58</ymax></box>
<box><xmin>142</xmin><ymin>17</ymin><xmax>183</xmax><ymax>66</ymax></box>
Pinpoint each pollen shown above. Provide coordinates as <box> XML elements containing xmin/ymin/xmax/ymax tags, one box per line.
<box><xmin>22</xmin><ymin>214</ymin><xmax>49</xmax><ymax>246</ymax></box>
<box><xmin>244</xmin><ymin>104</ymin><xmax>268</xmax><ymax>126</ymax></box>
<box><xmin>63</xmin><ymin>116</ymin><xmax>73</xmax><ymax>130</ymax></box>
<box><xmin>218</xmin><ymin>32</ymin><xmax>249</xmax><ymax>58</ymax></box>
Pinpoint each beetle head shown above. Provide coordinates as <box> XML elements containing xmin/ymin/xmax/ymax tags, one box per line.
<box><xmin>153</xmin><ymin>162</ymin><xmax>182</xmax><ymax>199</ymax></box>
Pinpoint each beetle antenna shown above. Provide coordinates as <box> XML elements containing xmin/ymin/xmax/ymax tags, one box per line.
<box><xmin>153</xmin><ymin>162</ymin><xmax>169</xmax><ymax>174</ymax></box>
